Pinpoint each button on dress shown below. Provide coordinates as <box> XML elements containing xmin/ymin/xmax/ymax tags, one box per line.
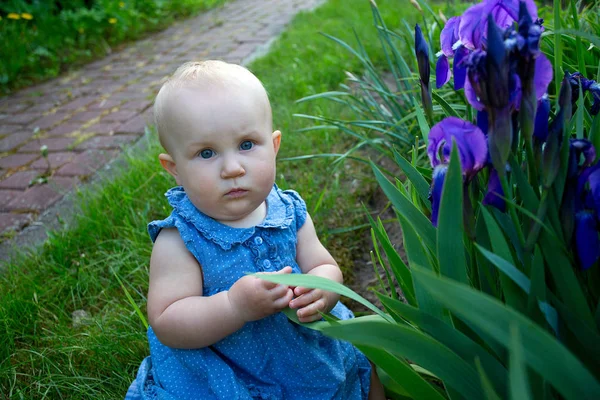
<box><xmin>126</xmin><ymin>185</ymin><xmax>371</xmax><ymax>399</ymax></box>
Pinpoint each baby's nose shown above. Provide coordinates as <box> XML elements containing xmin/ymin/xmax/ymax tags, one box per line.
<box><xmin>221</xmin><ymin>156</ymin><xmax>245</xmax><ymax>178</ymax></box>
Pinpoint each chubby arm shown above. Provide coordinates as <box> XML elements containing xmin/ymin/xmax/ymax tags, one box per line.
<box><xmin>147</xmin><ymin>228</ymin><xmax>293</xmax><ymax>349</ymax></box>
<box><xmin>289</xmin><ymin>213</ymin><xmax>343</xmax><ymax>322</ymax></box>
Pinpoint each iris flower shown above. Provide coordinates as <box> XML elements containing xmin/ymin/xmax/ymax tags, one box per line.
<box><xmin>427</xmin><ymin>117</ymin><xmax>488</xmax><ymax>226</ymax></box>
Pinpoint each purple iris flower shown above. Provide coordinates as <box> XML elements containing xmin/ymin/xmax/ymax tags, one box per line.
<box><xmin>575</xmin><ymin>211</ymin><xmax>600</xmax><ymax>270</ymax></box>
<box><xmin>483</xmin><ymin>168</ymin><xmax>507</xmax><ymax>212</ymax></box>
<box><xmin>415</xmin><ymin>24</ymin><xmax>433</xmax><ymax>121</ymax></box>
<box><xmin>459</xmin><ymin>0</ymin><xmax>538</xmax><ymax>51</ymax></box>
<box><xmin>427</xmin><ymin>117</ymin><xmax>488</xmax><ymax>226</ymax></box>
<box><xmin>566</xmin><ymin>71</ymin><xmax>600</xmax><ymax>116</ymax></box>
<box><xmin>533</xmin><ymin>94</ymin><xmax>550</xmax><ymax>142</ymax></box>
<box><xmin>436</xmin><ymin>16</ymin><xmax>470</xmax><ymax>90</ymax></box>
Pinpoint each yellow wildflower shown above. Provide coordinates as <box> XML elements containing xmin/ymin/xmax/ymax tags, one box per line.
<box><xmin>109</xmin><ymin>17</ymin><xmax>117</xmax><ymax>24</ymax></box>
<box><xmin>78</xmin><ymin>27</ymin><xmax>85</xmax><ymax>34</ymax></box>
<box><xmin>119</xmin><ymin>2</ymin><xmax>125</xmax><ymax>8</ymax></box>
<box><xmin>21</xmin><ymin>13</ymin><xmax>33</xmax><ymax>20</ymax></box>
<box><xmin>7</xmin><ymin>13</ymin><xmax>20</xmax><ymax>20</ymax></box>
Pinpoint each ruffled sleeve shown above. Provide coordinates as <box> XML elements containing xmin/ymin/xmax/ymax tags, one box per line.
<box><xmin>280</xmin><ymin>189</ymin><xmax>307</xmax><ymax>231</ymax></box>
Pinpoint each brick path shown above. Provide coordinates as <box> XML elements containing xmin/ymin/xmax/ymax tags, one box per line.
<box><xmin>0</xmin><ymin>0</ymin><xmax>323</xmax><ymax>257</ymax></box>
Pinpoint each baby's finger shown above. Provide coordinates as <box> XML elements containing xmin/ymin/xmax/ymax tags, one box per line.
<box><xmin>297</xmin><ymin>301</ymin><xmax>325</xmax><ymax>322</ymax></box>
<box><xmin>269</xmin><ymin>283</ymin><xmax>291</xmax><ymax>299</ymax></box>
<box><xmin>273</xmin><ymin>288</ymin><xmax>294</xmax><ymax>309</ymax></box>
<box><xmin>289</xmin><ymin>289</ymin><xmax>318</xmax><ymax>309</ymax></box>
<box><xmin>293</xmin><ymin>286</ymin><xmax>312</xmax><ymax>297</ymax></box>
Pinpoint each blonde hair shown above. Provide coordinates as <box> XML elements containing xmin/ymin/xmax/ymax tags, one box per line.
<box><xmin>154</xmin><ymin>60</ymin><xmax>271</xmax><ymax>153</ymax></box>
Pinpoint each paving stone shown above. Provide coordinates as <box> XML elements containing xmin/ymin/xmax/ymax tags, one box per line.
<box><xmin>75</xmin><ymin>134</ymin><xmax>138</xmax><ymax>150</ymax></box>
<box><xmin>5</xmin><ymin>113</ymin><xmax>43</xmax><ymax>125</ymax></box>
<box><xmin>120</xmin><ymin>99</ymin><xmax>153</xmax><ymax>112</ymax></box>
<box><xmin>102</xmin><ymin>110</ymin><xmax>138</xmax><ymax>122</ymax></box>
<box><xmin>0</xmin><ymin>171</ymin><xmax>39</xmax><ymax>190</ymax></box>
<box><xmin>62</xmin><ymin>96</ymin><xmax>97</xmax><ymax>110</ymax></box>
<box><xmin>56</xmin><ymin>150</ymin><xmax>117</xmax><ymax>176</ymax></box>
<box><xmin>46</xmin><ymin>123</ymin><xmax>83</xmax><ymax>137</ymax></box>
<box><xmin>0</xmin><ymin>190</ymin><xmax>23</xmax><ymax>211</ymax></box>
<box><xmin>69</xmin><ymin>111</ymin><xmax>104</xmax><ymax>123</ymax></box>
<box><xmin>0</xmin><ymin>131</ymin><xmax>37</xmax><ymax>152</ymax></box>
<box><xmin>117</xmin><ymin>115</ymin><xmax>153</xmax><ymax>134</ymax></box>
<box><xmin>84</xmin><ymin>122</ymin><xmax>122</xmax><ymax>135</ymax></box>
<box><xmin>0</xmin><ymin>102</ymin><xmax>31</xmax><ymax>113</ymax></box>
<box><xmin>0</xmin><ymin>154</ymin><xmax>39</xmax><ymax>169</ymax></box>
<box><xmin>29</xmin><ymin>112</ymin><xmax>69</xmax><ymax>130</ymax></box>
<box><xmin>19</xmin><ymin>137</ymin><xmax>76</xmax><ymax>153</ymax></box>
<box><xmin>0</xmin><ymin>124</ymin><xmax>22</xmax><ymax>135</ymax></box>
<box><xmin>6</xmin><ymin>177</ymin><xmax>77</xmax><ymax>212</ymax></box>
<box><xmin>0</xmin><ymin>213</ymin><xmax>32</xmax><ymax>233</ymax></box>
<box><xmin>88</xmin><ymin>98</ymin><xmax>122</xmax><ymax>110</ymax></box>
<box><xmin>30</xmin><ymin>152</ymin><xmax>77</xmax><ymax>170</ymax></box>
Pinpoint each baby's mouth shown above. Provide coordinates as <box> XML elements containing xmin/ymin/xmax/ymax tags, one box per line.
<box><xmin>225</xmin><ymin>188</ymin><xmax>248</xmax><ymax>198</ymax></box>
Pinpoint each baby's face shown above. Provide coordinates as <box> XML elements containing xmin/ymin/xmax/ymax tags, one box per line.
<box><xmin>163</xmin><ymin>84</ymin><xmax>280</xmax><ymax>225</ymax></box>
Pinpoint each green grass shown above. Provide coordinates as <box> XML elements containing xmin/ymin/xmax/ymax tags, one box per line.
<box><xmin>0</xmin><ymin>0</ymin><xmax>228</xmax><ymax>94</ymax></box>
<box><xmin>0</xmin><ymin>0</ymin><xmax>428</xmax><ymax>397</ymax></box>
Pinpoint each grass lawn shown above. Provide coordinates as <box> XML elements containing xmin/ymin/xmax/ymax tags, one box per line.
<box><xmin>0</xmin><ymin>0</ymin><xmax>427</xmax><ymax>397</ymax></box>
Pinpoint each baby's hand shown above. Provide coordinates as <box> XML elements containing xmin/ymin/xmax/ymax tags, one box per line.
<box><xmin>289</xmin><ymin>286</ymin><xmax>336</xmax><ymax>323</ymax></box>
<box><xmin>227</xmin><ymin>267</ymin><xmax>294</xmax><ymax>323</ymax></box>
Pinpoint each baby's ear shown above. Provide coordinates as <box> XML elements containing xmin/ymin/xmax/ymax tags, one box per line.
<box><xmin>158</xmin><ymin>153</ymin><xmax>180</xmax><ymax>183</ymax></box>
<box><xmin>272</xmin><ymin>130</ymin><xmax>282</xmax><ymax>154</ymax></box>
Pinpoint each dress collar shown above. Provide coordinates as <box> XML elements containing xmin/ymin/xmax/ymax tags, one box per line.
<box><xmin>165</xmin><ymin>185</ymin><xmax>293</xmax><ymax>250</ymax></box>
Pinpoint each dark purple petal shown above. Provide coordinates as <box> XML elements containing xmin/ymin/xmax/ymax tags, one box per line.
<box><xmin>453</xmin><ymin>46</ymin><xmax>469</xmax><ymax>90</ymax></box>
<box><xmin>441</xmin><ymin>16</ymin><xmax>461</xmax><ymax>57</ymax></box>
<box><xmin>511</xmin><ymin>73</ymin><xmax>522</xmax><ymax>110</ymax></box>
<box><xmin>430</xmin><ymin>165</ymin><xmax>448</xmax><ymax>227</ymax></box>
<box><xmin>575</xmin><ymin>211</ymin><xmax>600</xmax><ymax>270</ymax></box>
<box><xmin>571</xmin><ymin>139</ymin><xmax>597</xmax><ymax>167</ymax></box>
<box><xmin>459</xmin><ymin>0</ymin><xmax>538</xmax><ymax>51</ymax></box>
<box><xmin>415</xmin><ymin>24</ymin><xmax>430</xmax><ymax>85</ymax></box>
<box><xmin>534</xmin><ymin>95</ymin><xmax>550</xmax><ymax>142</ymax></box>
<box><xmin>459</xmin><ymin>2</ymin><xmax>486</xmax><ymax>50</ymax></box>
<box><xmin>483</xmin><ymin>167</ymin><xmax>506</xmax><ymax>212</ymax></box>
<box><xmin>464</xmin><ymin>78</ymin><xmax>485</xmax><ymax>110</ymax></box>
<box><xmin>589</xmin><ymin>168</ymin><xmax>600</xmax><ymax>218</ymax></box>
<box><xmin>436</xmin><ymin>55</ymin><xmax>451</xmax><ymax>88</ymax></box>
<box><xmin>427</xmin><ymin>117</ymin><xmax>488</xmax><ymax>179</ymax></box>
<box><xmin>534</xmin><ymin>54</ymin><xmax>553</xmax><ymax>100</ymax></box>
<box><xmin>590</xmin><ymin>83</ymin><xmax>600</xmax><ymax>116</ymax></box>
<box><xmin>477</xmin><ymin>110</ymin><xmax>489</xmax><ymax>135</ymax></box>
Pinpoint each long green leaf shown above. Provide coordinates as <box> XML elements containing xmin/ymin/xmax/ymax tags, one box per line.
<box><xmin>371</xmin><ymin>162</ymin><xmax>437</xmax><ymax>252</ymax></box>
<box><xmin>508</xmin><ymin>325</ymin><xmax>533</xmax><ymax>400</ymax></box>
<box><xmin>358</xmin><ymin>345</ymin><xmax>446</xmax><ymax>400</ymax></box>
<box><xmin>393</xmin><ymin>149</ymin><xmax>431</xmax><ymax>209</ymax></box>
<box><xmin>553</xmin><ymin>1</ymin><xmax>563</xmax><ymax>104</ymax></box>
<box><xmin>321</xmin><ymin>321</ymin><xmax>485</xmax><ymax>399</ymax></box>
<box><xmin>432</xmin><ymin>91</ymin><xmax>460</xmax><ymax>118</ymax></box>
<box><xmin>413</xmin><ymin>267</ymin><xmax>600</xmax><ymax>400</ymax></box>
<box><xmin>366</xmin><ymin>213</ymin><xmax>417</xmax><ymax>305</ymax></box>
<box><xmin>254</xmin><ymin>273</ymin><xmax>392</xmax><ymax>321</ymax></box>
<box><xmin>481</xmin><ymin>207</ymin><xmax>527</xmax><ymax>311</ymax></box>
<box><xmin>437</xmin><ymin>144</ymin><xmax>468</xmax><ymax>284</ymax></box>
<box><xmin>539</xmin><ymin>231</ymin><xmax>595</xmax><ymax>325</ymax></box>
<box><xmin>378</xmin><ymin>294</ymin><xmax>508</xmax><ymax>398</ymax></box>
<box><xmin>398</xmin><ymin>214</ymin><xmax>447</xmax><ymax>321</ymax></box>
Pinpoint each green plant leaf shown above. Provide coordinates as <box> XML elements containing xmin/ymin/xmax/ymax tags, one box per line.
<box><xmin>358</xmin><ymin>345</ymin><xmax>446</xmax><ymax>400</ymax></box>
<box><xmin>393</xmin><ymin>149</ymin><xmax>431</xmax><ymax>210</ymax></box>
<box><xmin>321</xmin><ymin>320</ymin><xmax>485</xmax><ymax>399</ymax></box>
<box><xmin>378</xmin><ymin>294</ymin><xmax>508</xmax><ymax>398</ymax></box>
<box><xmin>371</xmin><ymin>161</ymin><xmax>437</xmax><ymax>252</ymax></box>
<box><xmin>413</xmin><ymin>267</ymin><xmax>600</xmax><ymax>400</ymax></box>
<box><xmin>365</xmin><ymin>213</ymin><xmax>417</xmax><ymax>305</ymax></box>
<box><xmin>253</xmin><ymin>273</ymin><xmax>392</xmax><ymax>322</ymax></box>
<box><xmin>539</xmin><ymin>231</ymin><xmax>595</xmax><ymax>325</ymax></box>
<box><xmin>437</xmin><ymin>144</ymin><xmax>468</xmax><ymax>284</ymax></box>
<box><xmin>508</xmin><ymin>325</ymin><xmax>533</xmax><ymax>400</ymax></box>
<box><xmin>481</xmin><ymin>207</ymin><xmax>527</xmax><ymax>311</ymax></box>
<box><xmin>432</xmin><ymin>91</ymin><xmax>460</xmax><ymax>118</ymax></box>
<box><xmin>474</xmin><ymin>358</ymin><xmax>502</xmax><ymax>400</ymax></box>
<box><xmin>397</xmin><ymin>214</ymin><xmax>446</xmax><ymax>321</ymax></box>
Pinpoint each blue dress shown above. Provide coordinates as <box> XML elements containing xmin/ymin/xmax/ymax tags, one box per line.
<box><xmin>125</xmin><ymin>185</ymin><xmax>371</xmax><ymax>400</ymax></box>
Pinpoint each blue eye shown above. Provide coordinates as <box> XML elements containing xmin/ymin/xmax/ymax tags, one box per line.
<box><xmin>240</xmin><ymin>141</ymin><xmax>253</xmax><ymax>151</ymax></box>
<box><xmin>200</xmin><ymin>149</ymin><xmax>214</xmax><ymax>159</ymax></box>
